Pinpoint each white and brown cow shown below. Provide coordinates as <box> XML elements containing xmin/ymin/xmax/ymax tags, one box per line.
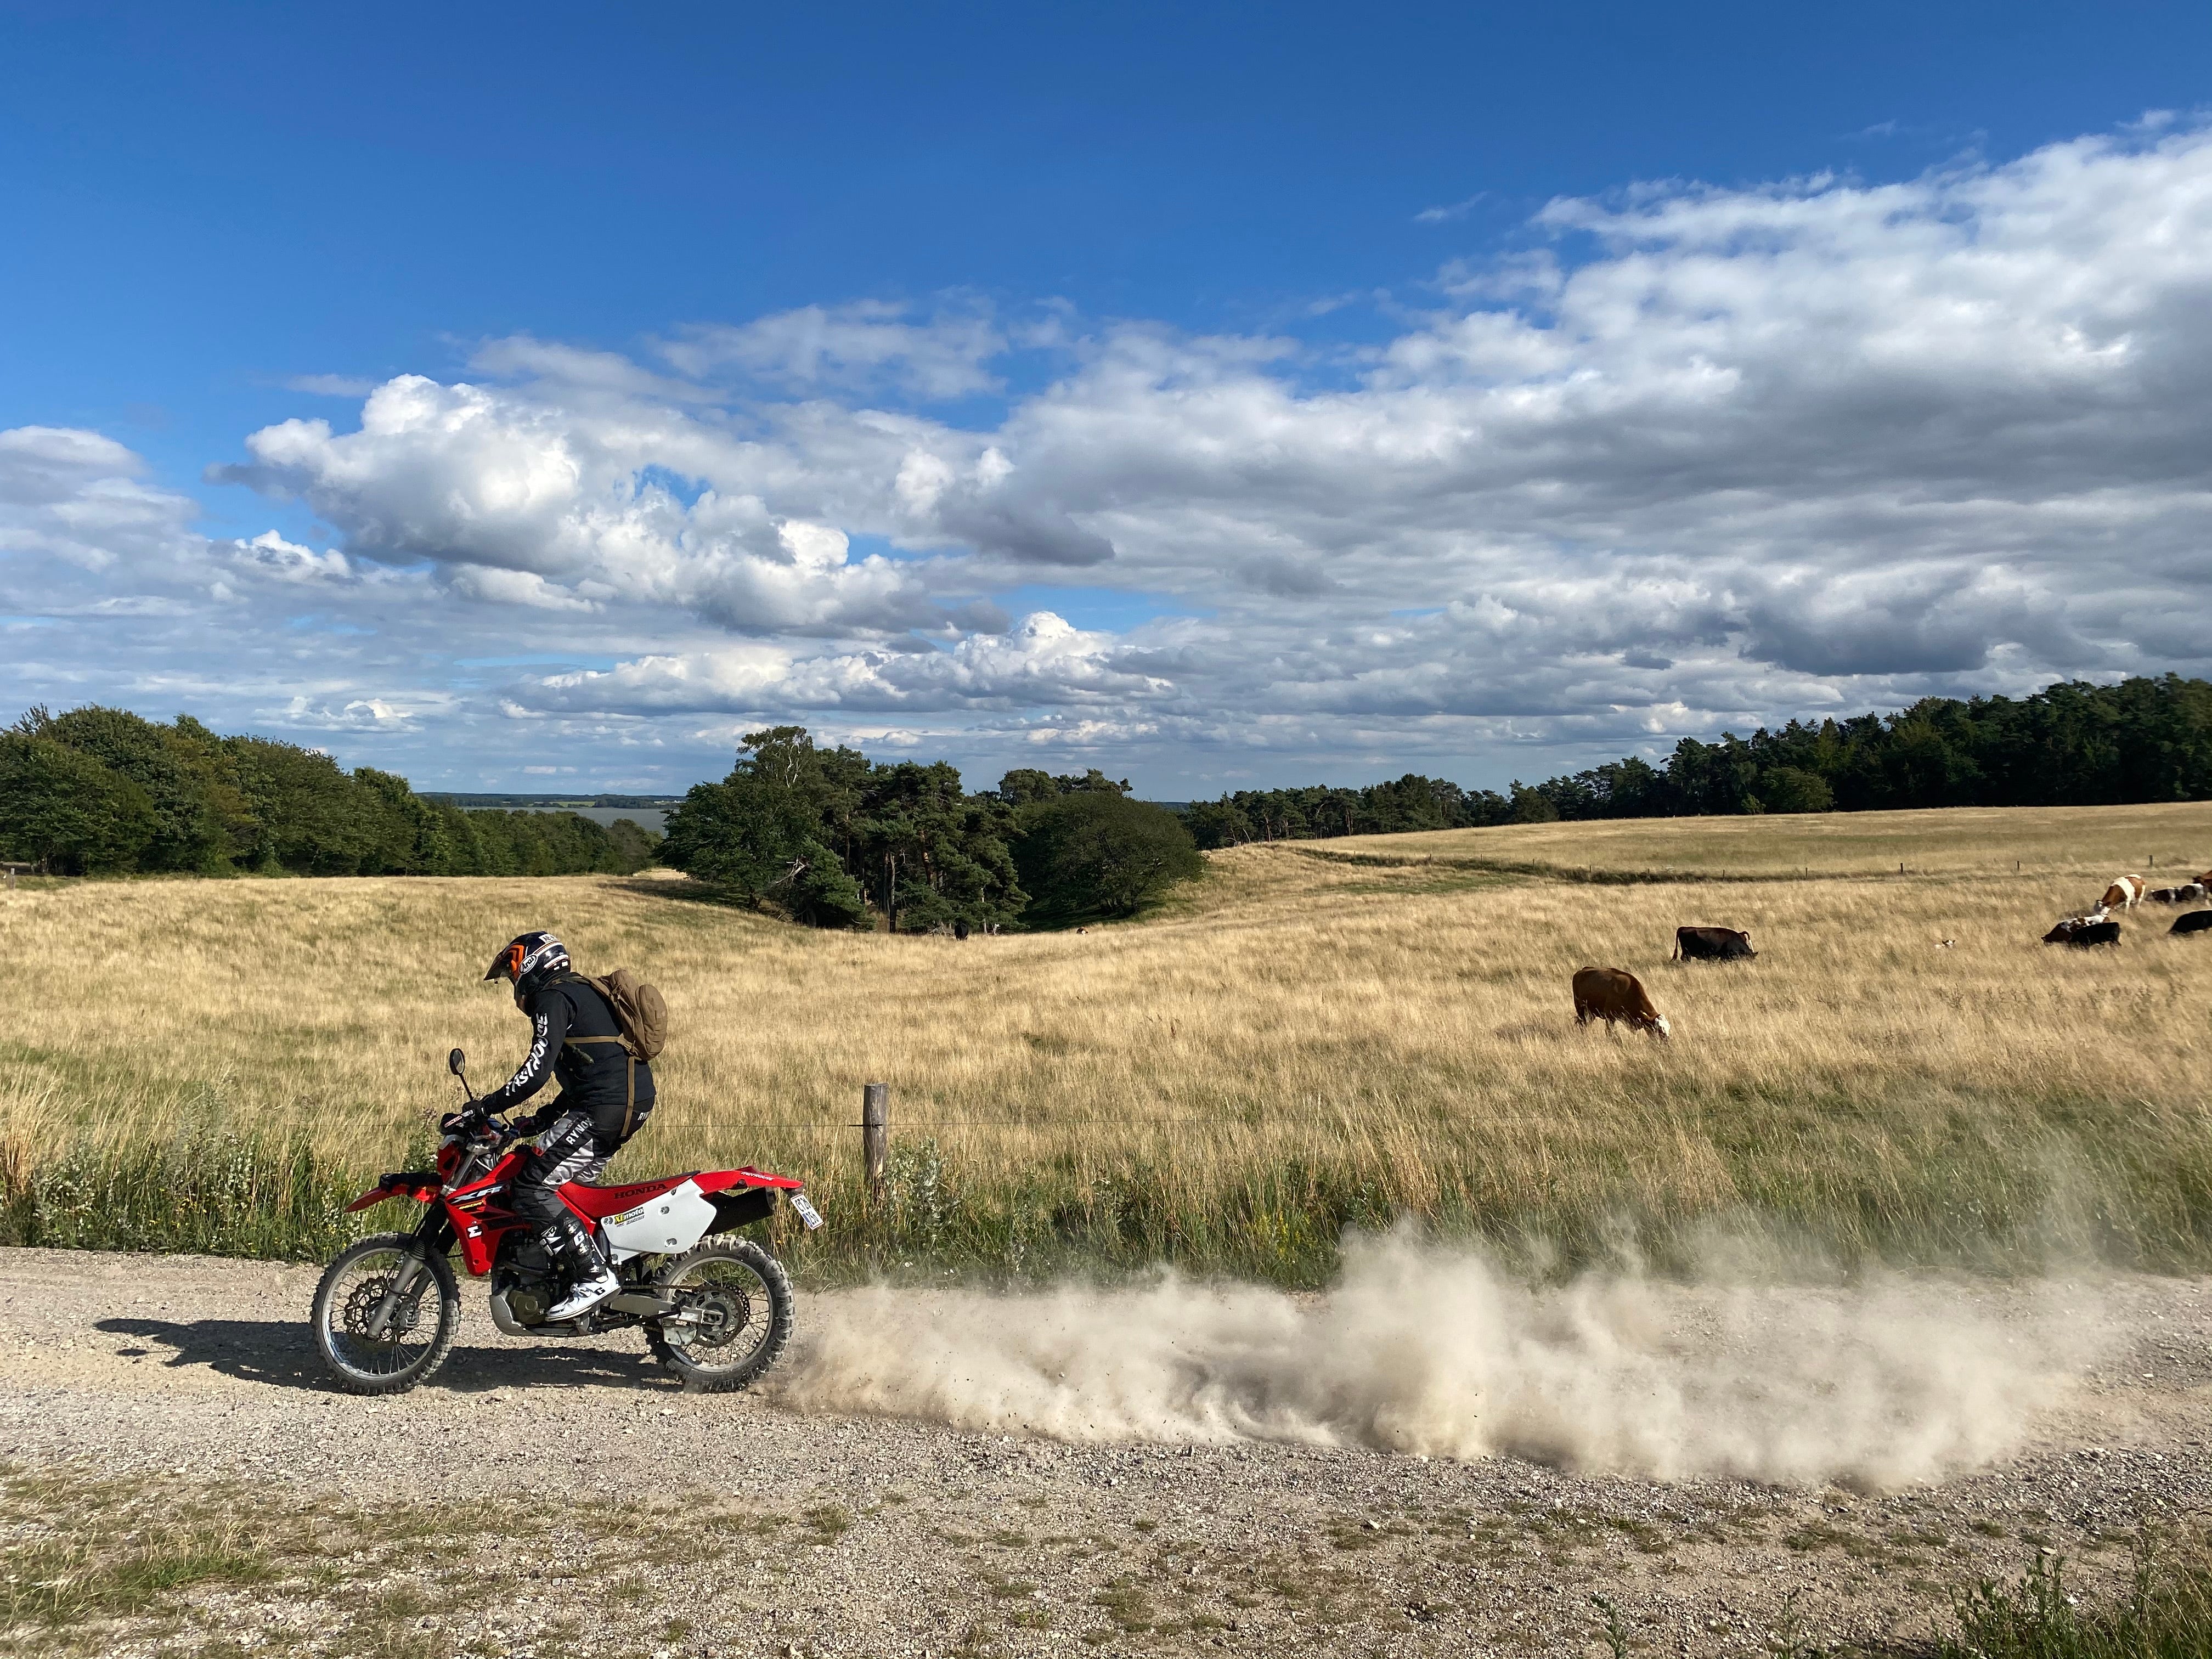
<box><xmin>2100</xmin><ymin>874</ymin><xmax>2147</xmax><ymax>910</ymax></box>
<box><xmin>1572</xmin><ymin>966</ymin><xmax>1670</xmax><ymax>1039</ymax></box>
<box><xmin>2044</xmin><ymin>908</ymin><xmax>2120</xmax><ymax>947</ymax></box>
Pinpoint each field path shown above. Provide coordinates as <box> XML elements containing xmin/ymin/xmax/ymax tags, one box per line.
<box><xmin>3</xmin><ymin>1249</ymin><xmax>2211</xmax><ymax>1656</ymax></box>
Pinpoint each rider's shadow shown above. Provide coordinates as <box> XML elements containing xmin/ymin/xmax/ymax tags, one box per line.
<box><xmin>94</xmin><ymin>1318</ymin><xmax>676</xmax><ymax>1395</ymax></box>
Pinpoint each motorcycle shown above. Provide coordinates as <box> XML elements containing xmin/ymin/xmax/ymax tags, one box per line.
<box><xmin>311</xmin><ymin>1047</ymin><xmax>823</xmax><ymax>1396</ymax></box>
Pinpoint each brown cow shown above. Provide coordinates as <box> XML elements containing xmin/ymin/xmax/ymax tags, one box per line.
<box><xmin>2101</xmin><ymin>875</ymin><xmax>2146</xmax><ymax>910</ymax></box>
<box><xmin>1572</xmin><ymin>966</ymin><xmax>1670</xmax><ymax>1039</ymax></box>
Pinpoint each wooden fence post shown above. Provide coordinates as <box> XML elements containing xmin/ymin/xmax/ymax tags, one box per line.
<box><xmin>862</xmin><ymin>1082</ymin><xmax>888</xmax><ymax>1205</ymax></box>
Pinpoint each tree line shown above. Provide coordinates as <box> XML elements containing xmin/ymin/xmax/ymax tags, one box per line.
<box><xmin>19</xmin><ymin>672</ymin><xmax>2201</xmax><ymax>896</ymax></box>
<box><xmin>658</xmin><ymin>726</ymin><xmax>1203</xmax><ymax>931</ymax></box>
<box><xmin>0</xmin><ymin>706</ymin><xmax>661</xmax><ymax>877</ymax></box>
<box><xmin>1182</xmin><ymin>674</ymin><xmax>2212</xmax><ymax>848</ymax></box>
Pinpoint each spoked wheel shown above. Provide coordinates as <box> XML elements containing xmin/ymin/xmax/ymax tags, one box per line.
<box><xmin>645</xmin><ymin>1238</ymin><xmax>793</xmax><ymax>1392</ymax></box>
<box><xmin>311</xmin><ymin>1232</ymin><xmax>460</xmax><ymax>1395</ymax></box>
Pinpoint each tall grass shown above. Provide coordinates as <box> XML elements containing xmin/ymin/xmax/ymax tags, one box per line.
<box><xmin>3</xmin><ymin>800</ymin><xmax>2210</xmax><ymax>1280</ymax></box>
<box><xmin>1928</xmin><ymin>1533</ymin><xmax>2212</xmax><ymax>1659</ymax></box>
<box><xmin>0</xmin><ymin>1089</ymin><xmax>368</xmax><ymax>1261</ymax></box>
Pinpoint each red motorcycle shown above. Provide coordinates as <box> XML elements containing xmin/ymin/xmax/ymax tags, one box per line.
<box><xmin>311</xmin><ymin>1047</ymin><xmax>822</xmax><ymax>1395</ymax></box>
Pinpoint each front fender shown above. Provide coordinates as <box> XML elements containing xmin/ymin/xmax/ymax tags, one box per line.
<box><xmin>346</xmin><ymin>1171</ymin><xmax>440</xmax><ymax>1214</ymax></box>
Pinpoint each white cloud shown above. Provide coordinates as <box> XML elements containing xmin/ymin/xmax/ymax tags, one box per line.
<box><xmin>445</xmin><ymin>563</ymin><xmax>601</xmax><ymax>612</ymax></box>
<box><xmin>213</xmin><ymin>374</ymin><xmax>964</xmax><ymax>635</ymax></box>
<box><xmin>230</xmin><ymin>529</ymin><xmax>353</xmax><ymax>584</ymax></box>
<box><xmin>283</xmin><ymin>374</ymin><xmax>380</xmax><ymax>397</ymax></box>
<box><xmin>16</xmin><ymin>121</ymin><xmax>2212</xmax><ymax>793</ymax></box>
<box><xmin>1414</xmin><ymin>193</ymin><xmax>1485</xmax><ymax>224</ymax></box>
<box><xmin>262</xmin><ymin>695</ymin><xmax>420</xmax><ymax>731</ymax></box>
<box><xmin>528</xmin><ymin>611</ymin><xmax>1166</xmax><ymax>716</ymax></box>
<box><xmin>0</xmin><ymin>425</ymin><xmax>199</xmax><ymax>574</ymax></box>
<box><xmin>659</xmin><ymin>300</ymin><xmax>1006</xmax><ymax>399</ymax></box>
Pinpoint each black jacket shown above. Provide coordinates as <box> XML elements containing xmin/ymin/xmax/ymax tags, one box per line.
<box><xmin>479</xmin><ymin>974</ymin><xmax>656</xmax><ymax>1141</ymax></box>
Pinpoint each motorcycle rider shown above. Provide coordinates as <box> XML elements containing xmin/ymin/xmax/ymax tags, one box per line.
<box><xmin>475</xmin><ymin>930</ymin><xmax>656</xmax><ymax>1321</ymax></box>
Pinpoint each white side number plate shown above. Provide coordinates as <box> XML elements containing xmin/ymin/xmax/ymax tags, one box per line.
<box><xmin>788</xmin><ymin>1192</ymin><xmax>823</xmax><ymax>1231</ymax></box>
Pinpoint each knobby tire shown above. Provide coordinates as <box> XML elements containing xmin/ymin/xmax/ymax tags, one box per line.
<box><xmin>312</xmin><ymin>1231</ymin><xmax>461</xmax><ymax>1396</ymax></box>
<box><xmin>645</xmin><ymin>1237</ymin><xmax>794</xmax><ymax>1393</ymax></box>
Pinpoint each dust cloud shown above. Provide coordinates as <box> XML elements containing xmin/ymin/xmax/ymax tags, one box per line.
<box><xmin>769</xmin><ymin>1231</ymin><xmax>2104</xmax><ymax>1487</ymax></box>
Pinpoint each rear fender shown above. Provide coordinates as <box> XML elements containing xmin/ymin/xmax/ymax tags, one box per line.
<box><xmin>703</xmin><ymin>1186</ymin><xmax>776</xmax><ymax>1235</ymax></box>
<box><xmin>693</xmin><ymin>1166</ymin><xmax>804</xmax><ymax>1194</ymax></box>
<box><xmin>692</xmin><ymin>1167</ymin><xmax>805</xmax><ymax>1237</ymax></box>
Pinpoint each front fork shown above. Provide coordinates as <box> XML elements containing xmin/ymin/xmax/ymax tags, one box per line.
<box><xmin>365</xmin><ymin>1207</ymin><xmax>455</xmax><ymax>1341</ymax></box>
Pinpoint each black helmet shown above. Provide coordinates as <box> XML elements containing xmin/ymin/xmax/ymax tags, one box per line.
<box><xmin>485</xmin><ymin>930</ymin><xmax>570</xmax><ymax>995</ymax></box>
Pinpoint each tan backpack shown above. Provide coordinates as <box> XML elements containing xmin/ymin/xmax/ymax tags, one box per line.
<box><xmin>578</xmin><ymin>969</ymin><xmax>668</xmax><ymax>1062</ymax></box>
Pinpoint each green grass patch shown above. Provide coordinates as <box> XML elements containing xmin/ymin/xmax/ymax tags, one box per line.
<box><xmin>1925</xmin><ymin>1534</ymin><xmax>2212</xmax><ymax>1658</ymax></box>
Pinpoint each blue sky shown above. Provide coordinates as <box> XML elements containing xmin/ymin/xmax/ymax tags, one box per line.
<box><xmin>7</xmin><ymin>2</ymin><xmax>2212</xmax><ymax>793</ymax></box>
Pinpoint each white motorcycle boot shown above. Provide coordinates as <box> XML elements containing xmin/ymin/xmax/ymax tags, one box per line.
<box><xmin>542</xmin><ymin>1219</ymin><xmax>620</xmax><ymax>1322</ymax></box>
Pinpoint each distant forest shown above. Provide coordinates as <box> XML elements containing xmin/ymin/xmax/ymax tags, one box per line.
<box><xmin>0</xmin><ymin>706</ymin><xmax>661</xmax><ymax>878</ymax></box>
<box><xmin>11</xmin><ymin>673</ymin><xmax>2207</xmax><ymax>886</ymax></box>
<box><xmin>1183</xmin><ymin>675</ymin><xmax>2212</xmax><ymax>848</ymax></box>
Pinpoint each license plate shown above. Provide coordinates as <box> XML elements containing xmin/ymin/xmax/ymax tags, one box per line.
<box><xmin>787</xmin><ymin>1192</ymin><xmax>823</xmax><ymax>1231</ymax></box>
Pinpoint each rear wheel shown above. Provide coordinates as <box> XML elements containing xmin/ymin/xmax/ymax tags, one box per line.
<box><xmin>645</xmin><ymin>1238</ymin><xmax>793</xmax><ymax>1392</ymax></box>
<box><xmin>312</xmin><ymin>1232</ymin><xmax>460</xmax><ymax>1395</ymax></box>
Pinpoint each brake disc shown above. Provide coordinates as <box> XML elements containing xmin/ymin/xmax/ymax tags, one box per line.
<box><xmin>341</xmin><ymin>1273</ymin><xmax>421</xmax><ymax>1342</ymax></box>
<box><xmin>671</xmin><ymin>1283</ymin><xmax>754</xmax><ymax>1349</ymax></box>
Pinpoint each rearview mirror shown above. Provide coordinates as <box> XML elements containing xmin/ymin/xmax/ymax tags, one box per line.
<box><xmin>447</xmin><ymin>1048</ymin><xmax>467</xmax><ymax>1077</ymax></box>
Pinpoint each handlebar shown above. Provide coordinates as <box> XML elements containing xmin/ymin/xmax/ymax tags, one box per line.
<box><xmin>441</xmin><ymin>1107</ymin><xmax>520</xmax><ymax>1146</ymax></box>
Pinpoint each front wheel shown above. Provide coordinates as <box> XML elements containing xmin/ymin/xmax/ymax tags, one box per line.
<box><xmin>312</xmin><ymin>1232</ymin><xmax>460</xmax><ymax>1395</ymax></box>
<box><xmin>645</xmin><ymin>1238</ymin><xmax>793</xmax><ymax>1392</ymax></box>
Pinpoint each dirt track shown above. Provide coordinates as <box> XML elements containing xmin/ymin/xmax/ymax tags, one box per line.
<box><xmin>2</xmin><ymin>1248</ymin><xmax>2210</xmax><ymax>1658</ymax></box>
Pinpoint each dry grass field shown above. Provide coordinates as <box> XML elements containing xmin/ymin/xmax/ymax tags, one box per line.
<box><xmin>3</xmin><ymin>800</ymin><xmax>2210</xmax><ymax>1280</ymax></box>
<box><xmin>1340</xmin><ymin>798</ymin><xmax>2212</xmax><ymax>878</ymax></box>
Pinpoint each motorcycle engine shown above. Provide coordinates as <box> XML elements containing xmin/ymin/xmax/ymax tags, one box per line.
<box><xmin>489</xmin><ymin>1231</ymin><xmax>557</xmax><ymax>1333</ymax></box>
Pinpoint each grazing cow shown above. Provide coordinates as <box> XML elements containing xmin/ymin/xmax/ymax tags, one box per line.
<box><xmin>1572</xmin><ymin>966</ymin><xmax>1670</xmax><ymax>1038</ymax></box>
<box><xmin>2044</xmin><ymin>915</ymin><xmax>2121</xmax><ymax>947</ymax></box>
<box><xmin>2100</xmin><ymin>875</ymin><xmax>2147</xmax><ymax>910</ymax></box>
<box><xmin>2174</xmin><ymin>909</ymin><xmax>2212</xmax><ymax>937</ymax></box>
<box><xmin>1672</xmin><ymin>925</ymin><xmax>1756</xmax><ymax>962</ymax></box>
<box><xmin>2147</xmin><ymin>882</ymin><xmax>2208</xmax><ymax>904</ymax></box>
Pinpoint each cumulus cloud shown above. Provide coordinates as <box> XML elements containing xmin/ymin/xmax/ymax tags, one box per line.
<box><xmin>531</xmin><ymin>611</ymin><xmax>1167</xmax><ymax>716</ymax></box>
<box><xmin>16</xmin><ymin>121</ymin><xmax>2212</xmax><ymax>791</ymax></box>
<box><xmin>0</xmin><ymin>426</ymin><xmax>200</xmax><ymax>573</ymax></box>
<box><xmin>210</xmin><ymin>374</ymin><xmax>990</xmax><ymax>637</ymax></box>
<box><xmin>262</xmin><ymin>694</ymin><xmax>421</xmax><ymax>731</ymax></box>
<box><xmin>228</xmin><ymin>529</ymin><xmax>353</xmax><ymax>585</ymax></box>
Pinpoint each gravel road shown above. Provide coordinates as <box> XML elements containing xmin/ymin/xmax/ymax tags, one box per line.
<box><xmin>1</xmin><ymin>1248</ymin><xmax>2208</xmax><ymax>1658</ymax></box>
